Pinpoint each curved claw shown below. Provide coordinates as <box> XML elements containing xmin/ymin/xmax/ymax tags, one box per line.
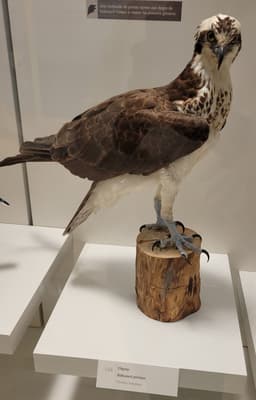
<box><xmin>139</xmin><ymin>224</ymin><xmax>146</xmax><ymax>232</ymax></box>
<box><xmin>180</xmin><ymin>251</ymin><xmax>192</xmax><ymax>265</ymax></box>
<box><xmin>0</xmin><ymin>198</ymin><xmax>10</xmax><ymax>206</ymax></box>
<box><xmin>152</xmin><ymin>240</ymin><xmax>161</xmax><ymax>251</ymax></box>
<box><xmin>192</xmin><ymin>233</ymin><xmax>202</xmax><ymax>241</ymax></box>
<box><xmin>201</xmin><ymin>249</ymin><xmax>210</xmax><ymax>262</ymax></box>
<box><xmin>181</xmin><ymin>252</ymin><xmax>188</xmax><ymax>260</ymax></box>
<box><xmin>175</xmin><ymin>220</ymin><xmax>185</xmax><ymax>234</ymax></box>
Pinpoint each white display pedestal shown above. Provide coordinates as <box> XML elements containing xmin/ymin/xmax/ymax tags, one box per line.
<box><xmin>34</xmin><ymin>244</ymin><xmax>246</xmax><ymax>395</ymax></box>
<box><xmin>239</xmin><ymin>271</ymin><xmax>256</xmax><ymax>388</ymax></box>
<box><xmin>5</xmin><ymin>330</ymin><xmax>254</xmax><ymax>400</ymax></box>
<box><xmin>0</xmin><ymin>224</ymin><xmax>67</xmax><ymax>354</ymax></box>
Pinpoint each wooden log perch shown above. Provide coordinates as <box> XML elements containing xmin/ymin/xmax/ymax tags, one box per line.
<box><xmin>135</xmin><ymin>228</ymin><xmax>202</xmax><ymax>322</ymax></box>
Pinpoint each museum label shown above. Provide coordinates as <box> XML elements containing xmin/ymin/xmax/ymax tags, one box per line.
<box><xmin>87</xmin><ymin>0</ymin><xmax>182</xmax><ymax>21</ymax></box>
<box><xmin>97</xmin><ymin>360</ymin><xmax>179</xmax><ymax>396</ymax></box>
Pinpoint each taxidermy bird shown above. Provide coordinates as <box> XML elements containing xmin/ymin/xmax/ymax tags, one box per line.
<box><xmin>0</xmin><ymin>14</ymin><xmax>241</xmax><ymax>258</ymax></box>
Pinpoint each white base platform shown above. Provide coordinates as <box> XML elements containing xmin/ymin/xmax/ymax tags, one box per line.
<box><xmin>238</xmin><ymin>271</ymin><xmax>256</xmax><ymax>388</ymax></box>
<box><xmin>34</xmin><ymin>244</ymin><xmax>246</xmax><ymax>395</ymax></box>
<box><xmin>0</xmin><ymin>223</ymin><xmax>67</xmax><ymax>354</ymax></box>
<box><xmin>3</xmin><ymin>328</ymin><xmax>255</xmax><ymax>400</ymax></box>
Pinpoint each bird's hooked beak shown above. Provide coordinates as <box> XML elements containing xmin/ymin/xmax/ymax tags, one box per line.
<box><xmin>214</xmin><ymin>46</ymin><xmax>226</xmax><ymax>69</ymax></box>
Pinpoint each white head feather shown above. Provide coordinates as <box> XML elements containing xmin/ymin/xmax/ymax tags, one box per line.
<box><xmin>193</xmin><ymin>14</ymin><xmax>241</xmax><ymax>73</ymax></box>
<box><xmin>195</xmin><ymin>14</ymin><xmax>241</xmax><ymax>40</ymax></box>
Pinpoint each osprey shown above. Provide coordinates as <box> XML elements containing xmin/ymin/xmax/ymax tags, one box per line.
<box><xmin>0</xmin><ymin>14</ymin><xmax>241</xmax><ymax>258</ymax></box>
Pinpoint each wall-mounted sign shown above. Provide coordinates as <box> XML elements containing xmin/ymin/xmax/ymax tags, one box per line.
<box><xmin>87</xmin><ymin>0</ymin><xmax>182</xmax><ymax>21</ymax></box>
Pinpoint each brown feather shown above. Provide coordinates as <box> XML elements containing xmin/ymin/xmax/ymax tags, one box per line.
<box><xmin>64</xmin><ymin>182</ymin><xmax>97</xmax><ymax>234</ymax></box>
<box><xmin>0</xmin><ymin>62</ymin><xmax>208</xmax><ymax>179</ymax></box>
<box><xmin>45</xmin><ymin>65</ymin><xmax>209</xmax><ymax>180</ymax></box>
<box><xmin>0</xmin><ymin>60</ymin><xmax>210</xmax><ymax>233</ymax></box>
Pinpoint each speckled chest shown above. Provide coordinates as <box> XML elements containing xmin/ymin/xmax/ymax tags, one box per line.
<box><xmin>174</xmin><ymin>76</ymin><xmax>232</xmax><ymax>132</ymax></box>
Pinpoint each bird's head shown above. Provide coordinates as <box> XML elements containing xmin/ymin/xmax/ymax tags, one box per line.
<box><xmin>194</xmin><ymin>14</ymin><xmax>241</xmax><ymax>71</ymax></box>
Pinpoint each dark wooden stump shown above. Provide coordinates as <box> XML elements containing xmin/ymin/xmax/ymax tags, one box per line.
<box><xmin>135</xmin><ymin>228</ymin><xmax>202</xmax><ymax>322</ymax></box>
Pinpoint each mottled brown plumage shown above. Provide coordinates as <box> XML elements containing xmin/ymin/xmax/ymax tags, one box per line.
<box><xmin>14</xmin><ymin>76</ymin><xmax>209</xmax><ymax>183</ymax></box>
<box><xmin>0</xmin><ymin>14</ymin><xmax>241</xmax><ymax>242</ymax></box>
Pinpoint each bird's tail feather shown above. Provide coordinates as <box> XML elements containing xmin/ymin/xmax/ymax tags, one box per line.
<box><xmin>0</xmin><ymin>135</ymin><xmax>55</xmax><ymax>167</ymax></box>
<box><xmin>0</xmin><ymin>153</ymin><xmax>51</xmax><ymax>167</ymax></box>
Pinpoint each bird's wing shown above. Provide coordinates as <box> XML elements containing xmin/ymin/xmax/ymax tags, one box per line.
<box><xmin>51</xmin><ymin>107</ymin><xmax>209</xmax><ymax>181</ymax></box>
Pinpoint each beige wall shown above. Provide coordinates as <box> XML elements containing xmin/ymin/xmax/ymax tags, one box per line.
<box><xmin>3</xmin><ymin>0</ymin><xmax>255</xmax><ymax>270</ymax></box>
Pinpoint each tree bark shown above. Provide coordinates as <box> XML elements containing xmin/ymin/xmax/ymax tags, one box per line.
<box><xmin>135</xmin><ymin>228</ymin><xmax>201</xmax><ymax>322</ymax></box>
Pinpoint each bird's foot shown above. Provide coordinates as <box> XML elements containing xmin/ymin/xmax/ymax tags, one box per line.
<box><xmin>140</xmin><ymin>220</ymin><xmax>185</xmax><ymax>233</ymax></box>
<box><xmin>152</xmin><ymin>222</ymin><xmax>209</xmax><ymax>261</ymax></box>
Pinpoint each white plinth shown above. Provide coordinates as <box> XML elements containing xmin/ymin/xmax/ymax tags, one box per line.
<box><xmin>34</xmin><ymin>244</ymin><xmax>246</xmax><ymax>394</ymax></box>
<box><xmin>239</xmin><ymin>271</ymin><xmax>256</xmax><ymax>388</ymax></box>
<box><xmin>0</xmin><ymin>224</ymin><xmax>66</xmax><ymax>354</ymax></box>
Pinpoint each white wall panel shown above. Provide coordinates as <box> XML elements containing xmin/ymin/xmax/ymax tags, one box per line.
<box><xmin>8</xmin><ymin>0</ymin><xmax>255</xmax><ymax>269</ymax></box>
<box><xmin>0</xmin><ymin>2</ymin><xmax>28</xmax><ymax>224</ymax></box>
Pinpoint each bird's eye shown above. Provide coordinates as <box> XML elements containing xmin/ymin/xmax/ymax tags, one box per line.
<box><xmin>207</xmin><ymin>30</ymin><xmax>216</xmax><ymax>42</ymax></box>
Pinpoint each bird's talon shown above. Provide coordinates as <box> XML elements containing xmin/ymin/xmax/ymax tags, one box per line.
<box><xmin>175</xmin><ymin>221</ymin><xmax>185</xmax><ymax>234</ymax></box>
<box><xmin>139</xmin><ymin>224</ymin><xmax>146</xmax><ymax>232</ymax></box>
<box><xmin>152</xmin><ymin>240</ymin><xmax>161</xmax><ymax>251</ymax></box>
<box><xmin>192</xmin><ymin>233</ymin><xmax>202</xmax><ymax>241</ymax></box>
<box><xmin>201</xmin><ymin>249</ymin><xmax>210</xmax><ymax>262</ymax></box>
<box><xmin>180</xmin><ymin>252</ymin><xmax>192</xmax><ymax>265</ymax></box>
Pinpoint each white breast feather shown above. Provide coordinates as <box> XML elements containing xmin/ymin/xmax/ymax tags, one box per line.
<box><xmin>84</xmin><ymin>172</ymin><xmax>159</xmax><ymax>214</ymax></box>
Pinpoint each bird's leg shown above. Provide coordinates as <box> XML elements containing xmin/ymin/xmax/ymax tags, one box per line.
<box><xmin>155</xmin><ymin>198</ymin><xmax>163</xmax><ymax>225</ymax></box>
<box><xmin>140</xmin><ymin>185</ymin><xmax>166</xmax><ymax>232</ymax></box>
<box><xmin>140</xmin><ymin>198</ymin><xmax>166</xmax><ymax>232</ymax></box>
<box><xmin>151</xmin><ymin>174</ymin><xmax>209</xmax><ymax>260</ymax></box>
<box><xmin>139</xmin><ymin>198</ymin><xmax>185</xmax><ymax>233</ymax></box>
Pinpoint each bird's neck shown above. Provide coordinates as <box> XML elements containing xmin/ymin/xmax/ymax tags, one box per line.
<box><xmin>190</xmin><ymin>53</ymin><xmax>231</xmax><ymax>89</ymax></box>
<box><xmin>167</xmin><ymin>54</ymin><xmax>232</xmax><ymax>104</ymax></box>
<box><xmin>167</xmin><ymin>54</ymin><xmax>233</xmax><ymax>133</ymax></box>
